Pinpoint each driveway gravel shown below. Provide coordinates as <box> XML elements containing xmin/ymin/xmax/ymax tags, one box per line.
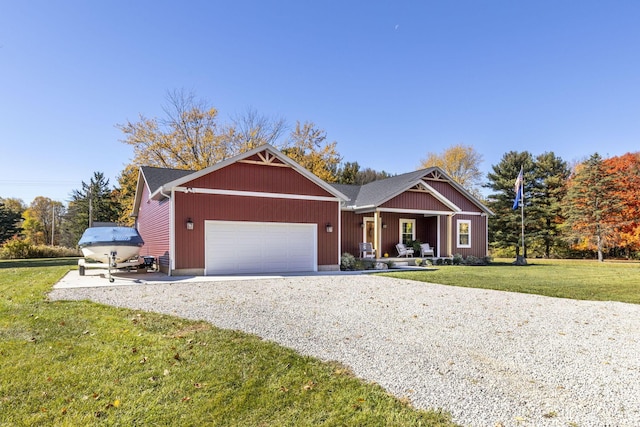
<box><xmin>49</xmin><ymin>274</ymin><xmax>640</xmax><ymax>427</ymax></box>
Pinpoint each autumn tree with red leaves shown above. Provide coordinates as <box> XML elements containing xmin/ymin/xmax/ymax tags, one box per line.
<box><xmin>604</xmin><ymin>152</ymin><xmax>640</xmax><ymax>256</ymax></box>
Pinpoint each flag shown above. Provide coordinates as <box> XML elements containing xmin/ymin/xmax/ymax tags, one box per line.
<box><xmin>512</xmin><ymin>167</ymin><xmax>523</xmax><ymax>210</ymax></box>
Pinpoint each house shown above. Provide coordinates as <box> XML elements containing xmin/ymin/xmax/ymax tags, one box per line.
<box><xmin>332</xmin><ymin>169</ymin><xmax>493</xmax><ymax>260</ymax></box>
<box><xmin>132</xmin><ymin>144</ymin><xmax>492</xmax><ymax>276</ymax></box>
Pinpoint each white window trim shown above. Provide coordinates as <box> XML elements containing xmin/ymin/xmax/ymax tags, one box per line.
<box><xmin>399</xmin><ymin>218</ymin><xmax>416</xmax><ymax>244</ymax></box>
<box><xmin>457</xmin><ymin>219</ymin><xmax>471</xmax><ymax>248</ymax></box>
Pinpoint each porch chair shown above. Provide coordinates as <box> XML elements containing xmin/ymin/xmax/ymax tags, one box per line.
<box><xmin>420</xmin><ymin>243</ymin><xmax>435</xmax><ymax>257</ymax></box>
<box><xmin>359</xmin><ymin>242</ymin><xmax>376</xmax><ymax>259</ymax></box>
<box><xmin>395</xmin><ymin>243</ymin><xmax>414</xmax><ymax>257</ymax></box>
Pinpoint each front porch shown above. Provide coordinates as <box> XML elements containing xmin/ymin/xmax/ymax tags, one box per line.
<box><xmin>342</xmin><ymin>210</ymin><xmax>452</xmax><ymax>260</ymax></box>
<box><xmin>360</xmin><ymin>255</ymin><xmax>453</xmax><ymax>267</ymax></box>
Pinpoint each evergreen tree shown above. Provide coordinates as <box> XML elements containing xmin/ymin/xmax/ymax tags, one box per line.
<box><xmin>485</xmin><ymin>151</ymin><xmax>535</xmax><ymax>257</ymax></box>
<box><xmin>528</xmin><ymin>152</ymin><xmax>571</xmax><ymax>258</ymax></box>
<box><xmin>61</xmin><ymin>172</ymin><xmax>120</xmax><ymax>247</ymax></box>
<box><xmin>0</xmin><ymin>199</ymin><xmax>22</xmax><ymax>243</ymax></box>
<box><xmin>563</xmin><ymin>153</ymin><xmax>623</xmax><ymax>262</ymax></box>
<box><xmin>336</xmin><ymin>161</ymin><xmax>393</xmax><ymax>185</ymax></box>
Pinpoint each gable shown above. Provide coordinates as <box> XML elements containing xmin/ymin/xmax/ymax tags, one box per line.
<box><xmin>381</xmin><ymin>187</ymin><xmax>455</xmax><ymax>212</ymax></box>
<box><xmin>182</xmin><ymin>157</ymin><xmax>336</xmax><ymax>197</ymax></box>
<box><xmin>426</xmin><ymin>179</ymin><xmax>483</xmax><ymax>212</ymax></box>
<box><xmin>133</xmin><ymin>145</ymin><xmax>348</xmax><ymax>205</ymax></box>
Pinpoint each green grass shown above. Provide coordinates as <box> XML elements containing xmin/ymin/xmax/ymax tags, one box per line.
<box><xmin>382</xmin><ymin>258</ymin><xmax>640</xmax><ymax>304</ymax></box>
<box><xmin>0</xmin><ymin>259</ymin><xmax>455</xmax><ymax>427</ymax></box>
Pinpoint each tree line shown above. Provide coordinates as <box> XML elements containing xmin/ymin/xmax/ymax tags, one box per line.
<box><xmin>486</xmin><ymin>151</ymin><xmax>640</xmax><ymax>261</ymax></box>
<box><xmin>1</xmin><ymin>90</ymin><xmax>638</xmax><ymax>261</ymax></box>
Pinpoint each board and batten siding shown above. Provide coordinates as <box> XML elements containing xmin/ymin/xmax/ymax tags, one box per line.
<box><xmin>173</xmin><ymin>192</ymin><xmax>340</xmax><ymax>271</ymax></box>
<box><xmin>136</xmin><ymin>184</ymin><xmax>171</xmax><ymax>271</ymax></box>
<box><xmin>184</xmin><ymin>161</ymin><xmax>335</xmax><ymax>198</ymax></box>
<box><xmin>449</xmin><ymin>213</ymin><xmax>488</xmax><ymax>258</ymax></box>
<box><xmin>426</xmin><ymin>180</ymin><xmax>483</xmax><ymax>213</ymax></box>
<box><xmin>381</xmin><ymin>191</ymin><xmax>452</xmax><ymax>211</ymax></box>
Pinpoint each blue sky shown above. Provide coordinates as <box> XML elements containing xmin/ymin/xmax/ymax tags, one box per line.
<box><xmin>1</xmin><ymin>1</ymin><xmax>639</xmax><ymax>205</ymax></box>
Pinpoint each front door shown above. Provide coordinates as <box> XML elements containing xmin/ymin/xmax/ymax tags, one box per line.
<box><xmin>364</xmin><ymin>217</ymin><xmax>375</xmax><ymax>244</ymax></box>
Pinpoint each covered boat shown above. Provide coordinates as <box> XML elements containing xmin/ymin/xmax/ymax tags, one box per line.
<box><xmin>78</xmin><ymin>226</ymin><xmax>144</xmax><ymax>265</ymax></box>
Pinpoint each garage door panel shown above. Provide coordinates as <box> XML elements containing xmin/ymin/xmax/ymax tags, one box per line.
<box><xmin>205</xmin><ymin>221</ymin><xmax>317</xmax><ymax>275</ymax></box>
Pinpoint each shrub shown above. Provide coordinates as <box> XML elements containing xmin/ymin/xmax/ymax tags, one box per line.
<box><xmin>409</xmin><ymin>240</ymin><xmax>422</xmax><ymax>255</ymax></box>
<box><xmin>340</xmin><ymin>252</ymin><xmax>357</xmax><ymax>271</ymax></box>
<box><xmin>0</xmin><ymin>237</ymin><xmax>33</xmax><ymax>259</ymax></box>
<box><xmin>463</xmin><ymin>255</ymin><xmax>480</xmax><ymax>265</ymax></box>
<box><xmin>452</xmin><ymin>254</ymin><xmax>463</xmax><ymax>265</ymax></box>
<box><xmin>30</xmin><ymin>245</ymin><xmax>80</xmax><ymax>258</ymax></box>
<box><xmin>0</xmin><ymin>238</ymin><xmax>81</xmax><ymax>260</ymax></box>
<box><xmin>414</xmin><ymin>258</ymin><xmax>422</xmax><ymax>267</ymax></box>
<box><xmin>443</xmin><ymin>258</ymin><xmax>453</xmax><ymax>265</ymax></box>
<box><xmin>435</xmin><ymin>258</ymin><xmax>443</xmax><ymax>266</ymax></box>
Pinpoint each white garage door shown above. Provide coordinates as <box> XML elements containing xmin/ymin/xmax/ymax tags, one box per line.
<box><xmin>205</xmin><ymin>221</ymin><xmax>317</xmax><ymax>275</ymax></box>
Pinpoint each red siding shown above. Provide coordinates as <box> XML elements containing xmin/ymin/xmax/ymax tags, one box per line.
<box><xmin>426</xmin><ymin>180</ymin><xmax>483</xmax><ymax>212</ymax></box>
<box><xmin>340</xmin><ymin>212</ymin><xmax>365</xmax><ymax>256</ymax></box>
<box><xmin>382</xmin><ymin>191</ymin><xmax>453</xmax><ymax>211</ymax></box>
<box><xmin>136</xmin><ymin>184</ymin><xmax>171</xmax><ymax>269</ymax></box>
<box><xmin>449</xmin><ymin>214</ymin><xmax>488</xmax><ymax>258</ymax></box>
<box><xmin>174</xmin><ymin>192</ymin><xmax>339</xmax><ymax>269</ymax></box>
<box><xmin>184</xmin><ymin>162</ymin><xmax>333</xmax><ymax>197</ymax></box>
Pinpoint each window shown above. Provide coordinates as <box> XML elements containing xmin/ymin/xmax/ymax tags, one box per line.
<box><xmin>399</xmin><ymin>219</ymin><xmax>415</xmax><ymax>245</ymax></box>
<box><xmin>457</xmin><ymin>220</ymin><xmax>471</xmax><ymax>248</ymax></box>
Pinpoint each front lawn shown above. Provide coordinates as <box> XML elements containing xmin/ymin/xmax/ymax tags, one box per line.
<box><xmin>382</xmin><ymin>258</ymin><xmax>640</xmax><ymax>304</ymax></box>
<box><xmin>0</xmin><ymin>259</ymin><xmax>455</xmax><ymax>426</ymax></box>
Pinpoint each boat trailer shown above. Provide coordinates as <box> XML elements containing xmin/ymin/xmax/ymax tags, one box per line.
<box><xmin>78</xmin><ymin>253</ymin><xmax>156</xmax><ymax>283</ymax></box>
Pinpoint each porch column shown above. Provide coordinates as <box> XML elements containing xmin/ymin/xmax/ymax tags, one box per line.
<box><xmin>447</xmin><ymin>214</ymin><xmax>453</xmax><ymax>257</ymax></box>
<box><xmin>373</xmin><ymin>211</ymin><xmax>381</xmax><ymax>256</ymax></box>
<box><xmin>436</xmin><ymin>216</ymin><xmax>441</xmax><ymax>257</ymax></box>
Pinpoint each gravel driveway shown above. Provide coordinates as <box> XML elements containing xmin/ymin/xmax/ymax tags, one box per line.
<box><xmin>49</xmin><ymin>274</ymin><xmax>640</xmax><ymax>427</ymax></box>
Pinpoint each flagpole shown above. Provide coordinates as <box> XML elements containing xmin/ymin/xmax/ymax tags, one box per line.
<box><xmin>520</xmin><ymin>174</ymin><xmax>525</xmax><ymax>257</ymax></box>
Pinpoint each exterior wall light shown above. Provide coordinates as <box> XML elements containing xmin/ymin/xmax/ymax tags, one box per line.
<box><xmin>326</xmin><ymin>223</ymin><xmax>333</xmax><ymax>233</ymax></box>
<box><xmin>382</xmin><ymin>223</ymin><xmax>387</xmax><ymax>229</ymax></box>
<box><xmin>186</xmin><ymin>218</ymin><xmax>194</xmax><ymax>230</ymax></box>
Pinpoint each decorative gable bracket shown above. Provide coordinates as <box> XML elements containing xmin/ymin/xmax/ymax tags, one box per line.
<box><xmin>239</xmin><ymin>150</ymin><xmax>289</xmax><ymax>168</ymax></box>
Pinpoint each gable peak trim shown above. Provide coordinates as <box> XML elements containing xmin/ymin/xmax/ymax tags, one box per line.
<box><xmin>238</xmin><ymin>149</ymin><xmax>290</xmax><ymax>168</ymax></box>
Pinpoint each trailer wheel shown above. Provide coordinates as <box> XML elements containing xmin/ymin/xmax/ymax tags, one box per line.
<box><xmin>109</xmin><ymin>277</ymin><xmax>115</xmax><ymax>283</ymax></box>
<box><xmin>79</xmin><ymin>265</ymin><xmax>85</xmax><ymax>276</ymax></box>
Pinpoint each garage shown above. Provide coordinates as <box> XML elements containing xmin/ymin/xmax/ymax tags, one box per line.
<box><xmin>204</xmin><ymin>221</ymin><xmax>318</xmax><ymax>275</ymax></box>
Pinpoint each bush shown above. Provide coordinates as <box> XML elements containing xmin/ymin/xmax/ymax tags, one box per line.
<box><xmin>354</xmin><ymin>259</ymin><xmax>377</xmax><ymax>270</ymax></box>
<box><xmin>414</xmin><ymin>258</ymin><xmax>422</xmax><ymax>267</ymax></box>
<box><xmin>0</xmin><ymin>238</ymin><xmax>80</xmax><ymax>259</ymax></box>
<box><xmin>434</xmin><ymin>258</ymin><xmax>443</xmax><ymax>266</ymax></box>
<box><xmin>443</xmin><ymin>258</ymin><xmax>453</xmax><ymax>265</ymax></box>
<box><xmin>452</xmin><ymin>254</ymin><xmax>463</xmax><ymax>265</ymax></box>
<box><xmin>0</xmin><ymin>238</ymin><xmax>32</xmax><ymax>259</ymax></box>
<box><xmin>340</xmin><ymin>252</ymin><xmax>357</xmax><ymax>271</ymax></box>
<box><xmin>409</xmin><ymin>240</ymin><xmax>422</xmax><ymax>255</ymax></box>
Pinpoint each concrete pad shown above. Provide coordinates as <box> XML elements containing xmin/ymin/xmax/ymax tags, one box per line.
<box><xmin>53</xmin><ymin>268</ymin><xmax>373</xmax><ymax>289</ymax></box>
